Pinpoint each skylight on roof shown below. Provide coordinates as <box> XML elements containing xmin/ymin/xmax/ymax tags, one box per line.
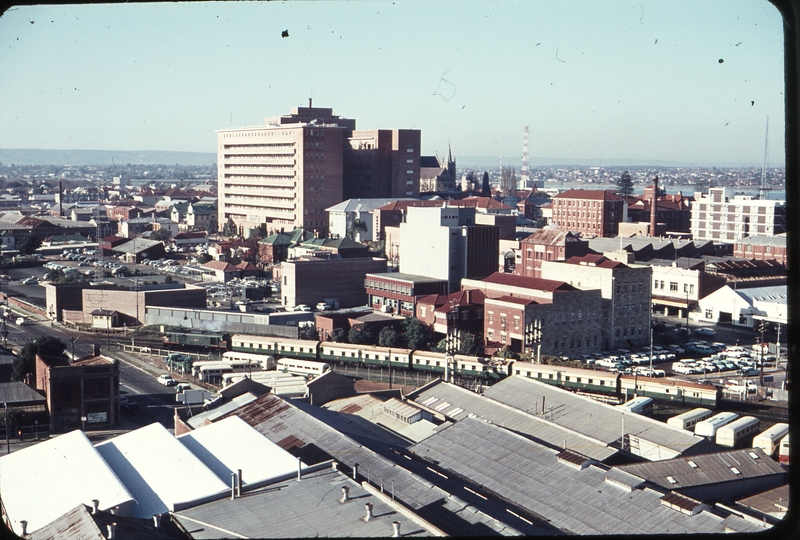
<box><xmin>748</xmin><ymin>452</ymin><xmax>760</xmax><ymax>459</ymax></box>
<box><xmin>667</xmin><ymin>476</ymin><xmax>678</xmax><ymax>484</ymax></box>
<box><xmin>730</xmin><ymin>467</ymin><xmax>741</xmax><ymax>475</ymax></box>
<box><xmin>421</xmin><ymin>396</ymin><xmax>438</xmax><ymax>406</ymax></box>
<box><xmin>687</xmin><ymin>460</ymin><xmax>698</xmax><ymax>468</ymax></box>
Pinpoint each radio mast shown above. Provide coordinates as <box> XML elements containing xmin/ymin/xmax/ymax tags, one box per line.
<box><xmin>759</xmin><ymin>116</ymin><xmax>770</xmax><ymax>200</ymax></box>
<box><xmin>521</xmin><ymin>126</ymin><xmax>530</xmax><ymax>190</ymax></box>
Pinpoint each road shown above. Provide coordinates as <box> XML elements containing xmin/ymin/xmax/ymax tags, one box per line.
<box><xmin>2</xmin><ymin>312</ymin><xmax>181</xmax><ymax>433</ymax></box>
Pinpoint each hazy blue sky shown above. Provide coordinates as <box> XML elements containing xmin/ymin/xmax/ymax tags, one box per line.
<box><xmin>0</xmin><ymin>1</ymin><xmax>786</xmax><ymax>166</ymax></box>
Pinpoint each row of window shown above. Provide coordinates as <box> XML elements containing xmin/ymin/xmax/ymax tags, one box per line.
<box><xmin>224</xmin><ymin>183</ymin><xmax>296</xmax><ymax>193</ymax></box>
<box><xmin>653</xmin><ymin>280</ymin><xmax>696</xmax><ymax>294</ymax></box>
<box><xmin>223</xmin><ymin>153</ymin><xmax>295</xmax><ymax>159</ymax></box>
<box><xmin>554</xmin><ymin>199</ymin><xmax>608</xmax><ymax>207</ymax></box>
<box><xmin>304</xmin><ymin>142</ymin><xmax>325</xmax><ymax>149</ymax></box>
<box><xmin>224</xmin><ymin>204</ymin><xmax>294</xmax><ymax>215</ymax></box>
<box><xmin>222</xmin><ymin>143</ymin><xmax>295</xmax><ymax>149</ymax></box>
<box><xmin>223</xmin><ymin>174</ymin><xmax>295</xmax><ymax>181</ymax></box>
<box><xmin>552</xmin><ymin>335</ymin><xmax>600</xmax><ymax>350</ymax></box>
<box><xmin>222</xmin><ymin>131</ymin><xmax>297</xmax><ymax>138</ymax></box>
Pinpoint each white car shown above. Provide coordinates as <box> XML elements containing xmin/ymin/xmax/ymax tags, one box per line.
<box><xmin>157</xmin><ymin>374</ymin><xmax>177</xmax><ymax>386</ymax></box>
<box><xmin>15</xmin><ymin>317</ymin><xmax>25</xmax><ymax>326</ymax></box>
<box><xmin>293</xmin><ymin>304</ymin><xmax>312</xmax><ymax>312</ymax></box>
<box><xmin>694</xmin><ymin>327</ymin><xmax>717</xmax><ymax>337</ymax></box>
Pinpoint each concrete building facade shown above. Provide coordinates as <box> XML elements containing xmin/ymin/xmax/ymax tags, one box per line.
<box><xmin>217</xmin><ymin>105</ymin><xmax>349</xmax><ymax>237</ymax></box>
<box><xmin>539</xmin><ymin>254</ymin><xmax>653</xmax><ymax>349</ymax></box>
<box><xmin>690</xmin><ymin>188</ymin><xmax>786</xmax><ymax>243</ymax></box>
<box><xmin>399</xmin><ymin>206</ymin><xmax>500</xmax><ymax>293</ymax></box>
<box><xmin>280</xmin><ymin>256</ymin><xmax>388</xmax><ymax>309</ymax></box>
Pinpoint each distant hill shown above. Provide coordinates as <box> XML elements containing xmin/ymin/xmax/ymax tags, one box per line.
<box><xmin>455</xmin><ymin>156</ymin><xmax>771</xmax><ymax>169</ymax></box>
<box><xmin>0</xmin><ymin>149</ymin><xmax>217</xmax><ymax>166</ymax></box>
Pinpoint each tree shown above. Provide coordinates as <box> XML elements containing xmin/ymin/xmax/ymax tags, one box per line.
<box><xmin>616</xmin><ymin>171</ymin><xmax>634</xmax><ymax>198</ymax></box>
<box><xmin>13</xmin><ymin>336</ymin><xmax>67</xmax><ymax>382</ymax></box>
<box><xmin>348</xmin><ymin>218</ymin><xmax>368</xmax><ymax>241</ymax></box>
<box><xmin>205</xmin><ymin>215</ymin><xmax>219</xmax><ymax>234</ymax></box>
<box><xmin>481</xmin><ymin>171</ymin><xmax>491</xmax><ymax>197</ymax></box>
<box><xmin>150</xmin><ymin>229</ymin><xmax>172</xmax><ymax>241</ymax></box>
<box><xmin>378</xmin><ymin>326</ymin><xmax>404</xmax><ymax>348</ymax></box>
<box><xmin>331</xmin><ymin>328</ymin><xmax>348</xmax><ymax>343</ymax></box>
<box><xmin>300</xmin><ymin>326</ymin><xmax>319</xmax><ymax>341</ymax></box>
<box><xmin>164</xmin><ymin>275</ymin><xmax>174</xmax><ymax>284</ymax></box>
<box><xmin>499</xmin><ymin>166</ymin><xmax>517</xmax><ymax>197</ymax></box>
<box><xmin>16</xmin><ymin>235</ymin><xmax>42</xmax><ymax>256</ymax></box>
<box><xmin>222</xmin><ymin>217</ymin><xmax>237</xmax><ymax>236</ymax></box>
<box><xmin>348</xmin><ymin>323</ymin><xmax>376</xmax><ymax>345</ymax></box>
<box><xmin>457</xmin><ymin>331</ymin><xmax>481</xmax><ymax>356</ymax></box>
<box><xmin>403</xmin><ymin>318</ymin><xmax>434</xmax><ymax>350</ymax></box>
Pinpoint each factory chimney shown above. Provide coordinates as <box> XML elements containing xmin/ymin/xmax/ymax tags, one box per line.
<box><xmin>650</xmin><ymin>176</ymin><xmax>659</xmax><ymax>237</ymax></box>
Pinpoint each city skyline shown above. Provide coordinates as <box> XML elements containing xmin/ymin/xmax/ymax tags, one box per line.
<box><xmin>0</xmin><ymin>1</ymin><xmax>787</xmax><ymax>167</ymax></box>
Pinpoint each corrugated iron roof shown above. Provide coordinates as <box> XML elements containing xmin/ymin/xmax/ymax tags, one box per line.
<box><xmin>409</xmin><ymin>417</ymin><xmax>761</xmax><ymax>534</ymax></box>
<box><xmin>483</xmin><ymin>376</ymin><xmax>707</xmax><ymax>459</ymax></box>
<box><xmin>616</xmin><ymin>447</ymin><xmax>786</xmax><ymax>489</ymax></box>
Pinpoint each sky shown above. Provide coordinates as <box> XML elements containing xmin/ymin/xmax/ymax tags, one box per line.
<box><xmin>0</xmin><ymin>0</ymin><xmax>787</xmax><ymax>167</ymax></box>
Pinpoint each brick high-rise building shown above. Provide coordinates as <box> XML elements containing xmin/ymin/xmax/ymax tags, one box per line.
<box><xmin>344</xmin><ymin>130</ymin><xmax>421</xmax><ymax>200</ymax></box>
<box><xmin>550</xmin><ymin>189</ymin><xmax>627</xmax><ymax>237</ymax></box>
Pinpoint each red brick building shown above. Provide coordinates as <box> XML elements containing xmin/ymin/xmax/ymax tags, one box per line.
<box><xmin>34</xmin><ymin>354</ymin><xmax>121</xmax><ymax>433</ymax></box>
<box><xmin>364</xmin><ymin>272</ymin><xmax>448</xmax><ymax>316</ymax></box>
<box><xmin>415</xmin><ymin>289</ymin><xmax>485</xmax><ymax>336</ymax></box>
<box><xmin>516</xmin><ymin>229</ymin><xmax>591</xmax><ymax>278</ymax></box>
<box><xmin>733</xmin><ymin>236</ymin><xmax>787</xmax><ymax>267</ymax></box>
<box><xmin>550</xmin><ymin>189</ymin><xmax>626</xmax><ymax>237</ymax></box>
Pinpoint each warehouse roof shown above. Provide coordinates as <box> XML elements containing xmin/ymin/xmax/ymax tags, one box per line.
<box><xmin>409</xmin><ymin>417</ymin><xmax>769</xmax><ymax>535</ymax></box>
<box><xmin>95</xmin><ymin>423</ymin><xmax>228</xmax><ymax>518</ymax></box>
<box><xmin>172</xmin><ymin>467</ymin><xmax>427</xmax><ymax>538</ymax></box>
<box><xmin>178</xmin><ymin>416</ymin><xmax>307</xmax><ymax>489</ymax></box>
<box><xmin>483</xmin><ymin>376</ymin><xmax>709</xmax><ymax>459</ymax></box>
<box><xmin>615</xmin><ymin>447</ymin><xmax>786</xmax><ymax>490</ymax></box>
<box><xmin>407</xmin><ymin>379</ymin><xmax>617</xmax><ymax>462</ymax></box>
<box><xmin>0</xmin><ymin>430</ymin><xmax>134</xmax><ymax>535</ymax></box>
<box><xmin>220</xmin><ymin>393</ymin><xmax>529</xmax><ymax>536</ymax></box>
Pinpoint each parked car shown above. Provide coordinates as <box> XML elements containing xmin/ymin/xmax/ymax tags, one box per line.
<box><xmin>121</xmin><ymin>401</ymin><xmax>141</xmax><ymax>415</ymax></box>
<box><xmin>694</xmin><ymin>327</ymin><xmax>717</xmax><ymax>337</ymax></box>
<box><xmin>22</xmin><ymin>277</ymin><xmax>37</xmax><ymax>285</ymax></box>
<box><xmin>157</xmin><ymin>374</ymin><xmax>177</xmax><ymax>386</ymax></box>
<box><xmin>15</xmin><ymin>317</ymin><xmax>25</xmax><ymax>326</ymax></box>
<box><xmin>292</xmin><ymin>304</ymin><xmax>312</xmax><ymax>312</ymax></box>
<box><xmin>175</xmin><ymin>383</ymin><xmax>192</xmax><ymax>393</ymax></box>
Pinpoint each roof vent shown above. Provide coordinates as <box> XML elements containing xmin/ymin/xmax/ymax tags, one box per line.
<box><xmin>392</xmin><ymin>521</ymin><xmax>402</xmax><ymax>537</ymax></box>
<box><xmin>556</xmin><ymin>448</ymin><xmax>594</xmax><ymax>470</ymax></box>
<box><xmin>340</xmin><ymin>486</ymin><xmax>350</xmax><ymax>503</ymax></box>
<box><xmin>20</xmin><ymin>521</ymin><xmax>27</xmax><ymax>536</ymax></box>
<box><xmin>364</xmin><ymin>502</ymin><xmax>374</xmax><ymax>522</ymax></box>
<box><xmin>107</xmin><ymin>523</ymin><xmax>117</xmax><ymax>540</ymax></box>
<box><xmin>92</xmin><ymin>499</ymin><xmax>99</xmax><ymax>514</ymax></box>
<box><xmin>661</xmin><ymin>492</ymin><xmax>707</xmax><ymax>516</ymax></box>
<box><xmin>154</xmin><ymin>514</ymin><xmax>162</xmax><ymax>529</ymax></box>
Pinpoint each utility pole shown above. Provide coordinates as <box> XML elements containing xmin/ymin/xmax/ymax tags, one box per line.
<box><xmin>759</xmin><ymin>320</ymin><xmax>767</xmax><ymax>387</ymax></box>
<box><xmin>4</xmin><ymin>402</ymin><xmax>9</xmax><ymax>454</ymax></box>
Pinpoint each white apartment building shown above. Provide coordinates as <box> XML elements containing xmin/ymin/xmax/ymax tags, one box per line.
<box><xmin>217</xmin><ymin>106</ymin><xmax>348</xmax><ymax>237</ymax></box>
<box><xmin>399</xmin><ymin>206</ymin><xmax>499</xmax><ymax>293</ymax></box>
<box><xmin>690</xmin><ymin>188</ymin><xmax>786</xmax><ymax>243</ymax></box>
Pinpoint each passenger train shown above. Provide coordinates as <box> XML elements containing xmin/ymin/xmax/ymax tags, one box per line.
<box><xmin>226</xmin><ymin>334</ymin><xmax>721</xmax><ymax>407</ymax></box>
